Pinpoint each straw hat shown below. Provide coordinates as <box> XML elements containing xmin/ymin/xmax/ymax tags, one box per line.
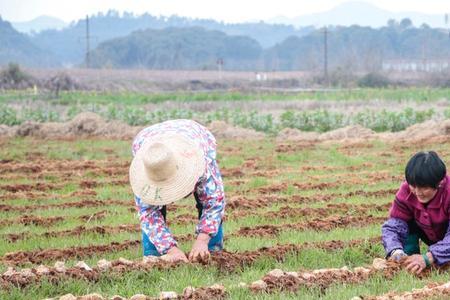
<box><xmin>129</xmin><ymin>134</ymin><xmax>205</xmax><ymax>205</ymax></box>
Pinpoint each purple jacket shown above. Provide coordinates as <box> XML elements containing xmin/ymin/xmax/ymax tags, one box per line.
<box><xmin>382</xmin><ymin>176</ymin><xmax>450</xmax><ymax>265</ymax></box>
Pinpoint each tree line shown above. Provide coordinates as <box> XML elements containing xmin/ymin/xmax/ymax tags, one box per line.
<box><xmin>89</xmin><ymin>21</ymin><xmax>450</xmax><ymax>71</ymax></box>
<box><xmin>1</xmin><ymin>11</ymin><xmax>449</xmax><ymax>71</ymax></box>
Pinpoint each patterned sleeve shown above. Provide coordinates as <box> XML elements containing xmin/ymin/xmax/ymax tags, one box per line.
<box><xmin>135</xmin><ymin>195</ymin><xmax>177</xmax><ymax>255</ymax></box>
<box><xmin>195</xmin><ymin>150</ymin><xmax>225</xmax><ymax>237</ymax></box>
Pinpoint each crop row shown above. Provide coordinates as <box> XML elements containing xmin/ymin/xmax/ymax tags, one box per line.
<box><xmin>1</xmin><ymin>236</ymin><xmax>382</xmax><ymax>288</ymax></box>
<box><xmin>0</xmin><ymin>105</ymin><xmax>441</xmax><ymax>133</ymax></box>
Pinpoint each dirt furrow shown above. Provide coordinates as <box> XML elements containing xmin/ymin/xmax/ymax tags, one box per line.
<box><xmin>0</xmin><ymin>210</ymin><xmax>110</xmax><ymax>232</ymax></box>
<box><xmin>357</xmin><ymin>281</ymin><xmax>450</xmax><ymax>300</ymax></box>
<box><xmin>227</xmin><ymin>188</ymin><xmax>396</xmax><ymax>210</ymax></box>
<box><xmin>1</xmin><ymin>240</ymin><xmax>141</xmax><ymax>266</ymax></box>
<box><xmin>259</xmin><ymin>202</ymin><xmax>390</xmax><ymax>220</ymax></box>
<box><xmin>1</xmin><ymin>234</ymin><xmax>382</xmax><ymax>268</ymax></box>
<box><xmin>44</xmin><ymin>284</ymin><xmax>227</xmax><ymax>300</ymax></box>
<box><xmin>2</xmin><ymin>206</ymin><xmax>383</xmax><ymax>244</ymax></box>
<box><xmin>0</xmin><ymin>215</ymin><xmax>65</xmax><ymax>227</ymax></box>
<box><xmin>249</xmin><ymin>259</ymin><xmax>402</xmax><ymax>294</ymax></box>
<box><xmin>3</xmin><ymin>223</ymin><xmax>135</xmax><ymax>243</ymax></box>
<box><xmin>0</xmin><ymin>160</ymin><xmax>128</xmax><ymax>175</ymax></box>
<box><xmin>0</xmin><ymin>179</ymin><xmax>128</xmax><ymax>194</ymax></box>
<box><xmin>0</xmin><ymin>199</ymin><xmax>131</xmax><ymax>213</ymax></box>
<box><xmin>236</xmin><ymin>216</ymin><xmax>386</xmax><ymax>238</ymax></box>
<box><xmin>0</xmin><ymin>237</ymin><xmax>382</xmax><ymax>287</ymax></box>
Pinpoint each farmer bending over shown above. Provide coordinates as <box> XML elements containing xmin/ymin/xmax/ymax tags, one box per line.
<box><xmin>382</xmin><ymin>151</ymin><xmax>450</xmax><ymax>274</ymax></box>
<box><xmin>129</xmin><ymin>119</ymin><xmax>225</xmax><ymax>263</ymax></box>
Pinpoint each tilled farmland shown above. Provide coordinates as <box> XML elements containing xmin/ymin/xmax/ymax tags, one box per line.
<box><xmin>1</xmin><ymin>137</ymin><xmax>450</xmax><ymax>299</ymax></box>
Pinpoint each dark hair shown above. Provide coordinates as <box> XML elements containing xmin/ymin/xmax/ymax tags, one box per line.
<box><xmin>405</xmin><ymin>151</ymin><xmax>446</xmax><ymax>189</ymax></box>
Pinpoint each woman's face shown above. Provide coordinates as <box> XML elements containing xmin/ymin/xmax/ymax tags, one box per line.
<box><xmin>409</xmin><ymin>185</ymin><xmax>438</xmax><ymax>203</ymax></box>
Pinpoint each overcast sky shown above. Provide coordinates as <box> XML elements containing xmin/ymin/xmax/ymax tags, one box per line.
<box><xmin>0</xmin><ymin>0</ymin><xmax>448</xmax><ymax>23</ymax></box>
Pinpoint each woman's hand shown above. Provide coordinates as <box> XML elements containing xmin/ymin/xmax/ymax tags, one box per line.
<box><xmin>160</xmin><ymin>246</ymin><xmax>188</xmax><ymax>263</ymax></box>
<box><xmin>390</xmin><ymin>249</ymin><xmax>407</xmax><ymax>262</ymax></box>
<box><xmin>188</xmin><ymin>233</ymin><xmax>211</xmax><ymax>262</ymax></box>
<box><xmin>404</xmin><ymin>254</ymin><xmax>426</xmax><ymax>274</ymax></box>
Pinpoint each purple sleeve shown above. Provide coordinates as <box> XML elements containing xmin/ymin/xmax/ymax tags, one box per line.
<box><xmin>429</xmin><ymin>222</ymin><xmax>450</xmax><ymax>265</ymax></box>
<box><xmin>381</xmin><ymin>217</ymin><xmax>409</xmax><ymax>256</ymax></box>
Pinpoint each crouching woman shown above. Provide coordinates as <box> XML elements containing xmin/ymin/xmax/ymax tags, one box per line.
<box><xmin>129</xmin><ymin>119</ymin><xmax>225</xmax><ymax>263</ymax></box>
<box><xmin>382</xmin><ymin>151</ymin><xmax>450</xmax><ymax>274</ymax></box>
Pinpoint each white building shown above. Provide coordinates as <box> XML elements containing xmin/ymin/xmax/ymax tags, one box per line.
<box><xmin>382</xmin><ymin>59</ymin><xmax>450</xmax><ymax>72</ymax></box>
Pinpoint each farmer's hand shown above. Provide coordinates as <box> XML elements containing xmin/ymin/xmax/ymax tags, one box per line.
<box><xmin>390</xmin><ymin>249</ymin><xmax>407</xmax><ymax>262</ymax></box>
<box><xmin>189</xmin><ymin>233</ymin><xmax>210</xmax><ymax>262</ymax></box>
<box><xmin>161</xmin><ymin>246</ymin><xmax>188</xmax><ymax>263</ymax></box>
<box><xmin>404</xmin><ymin>254</ymin><xmax>426</xmax><ymax>274</ymax></box>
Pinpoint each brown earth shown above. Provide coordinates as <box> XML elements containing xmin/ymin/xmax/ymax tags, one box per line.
<box><xmin>0</xmin><ymin>199</ymin><xmax>131</xmax><ymax>213</ymax></box>
<box><xmin>226</xmin><ymin>187</ymin><xmax>395</xmax><ymax>211</ymax></box>
<box><xmin>210</xmin><ymin>236</ymin><xmax>382</xmax><ymax>273</ymax></box>
<box><xmin>1</xmin><ymin>240</ymin><xmax>141</xmax><ymax>266</ymax></box>
<box><xmin>0</xmin><ymin>179</ymin><xmax>127</xmax><ymax>194</ymax></box>
<box><xmin>208</xmin><ymin>121</ymin><xmax>265</xmax><ymax>140</ymax></box>
<box><xmin>0</xmin><ymin>237</ymin><xmax>385</xmax><ymax>291</ymax></box>
<box><xmin>358</xmin><ymin>278</ymin><xmax>450</xmax><ymax>299</ymax></box>
<box><xmin>2</xmin><ymin>113</ymin><xmax>450</xmax><ymax>142</ymax></box>
<box><xmin>1</xmin><ymin>200</ymin><xmax>387</xmax><ymax>243</ymax></box>
<box><xmin>0</xmin><ymin>210</ymin><xmax>111</xmax><ymax>231</ymax></box>
<box><xmin>1</xmin><ymin>199</ymin><xmax>387</xmax><ymax>244</ymax></box>
<box><xmin>36</xmin><ymin>284</ymin><xmax>227</xmax><ymax>300</ymax></box>
<box><xmin>1</xmin><ymin>234</ymin><xmax>381</xmax><ymax>268</ymax></box>
<box><xmin>251</xmin><ymin>261</ymin><xmax>400</xmax><ymax>294</ymax></box>
<box><xmin>2</xmin><ymin>224</ymin><xmax>137</xmax><ymax>243</ymax></box>
<box><xmin>277</xmin><ymin>128</ymin><xmax>320</xmax><ymax>142</ymax></box>
<box><xmin>11</xmin><ymin>112</ymin><xmax>141</xmax><ymax>139</ymax></box>
<box><xmin>236</xmin><ymin>216</ymin><xmax>385</xmax><ymax>238</ymax></box>
<box><xmin>0</xmin><ymin>215</ymin><xmax>64</xmax><ymax>227</ymax></box>
<box><xmin>264</xmin><ymin>202</ymin><xmax>390</xmax><ymax>219</ymax></box>
<box><xmin>183</xmin><ymin>285</ymin><xmax>227</xmax><ymax>300</ymax></box>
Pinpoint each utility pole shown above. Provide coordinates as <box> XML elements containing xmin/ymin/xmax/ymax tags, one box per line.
<box><xmin>446</xmin><ymin>14</ymin><xmax>449</xmax><ymax>71</ymax></box>
<box><xmin>216</xmin><ymin>58</ymin><xmax>224</xmax><ymax>80</ymax></box>
<box><xmin>323</xmin><ymin>26</ymin><xmax>329</xmax><ymax>87</ymax></box>
<box><xmin>78</xmin><ymin>15</ymin><xmax>97</xmax><ymax>68</ymax></box>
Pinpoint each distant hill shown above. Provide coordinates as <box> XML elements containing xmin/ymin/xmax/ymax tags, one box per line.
<box><xmin>264</xmin><ymin>24</ymin><xmax>450</xmax><ymax>71</ymax></box>
<box><xmin>12</xmin><ymin>16</ymin><xmax>67</xmax><ymax>34</ymax></box>
<box><xmin>89</xmin><ymin>24</ymin><xmax>450</xmax><ymax>71</ymax></box>
<box><xmin>30</xmin><ymin>10</ymin><xmax>312</xmax><ymax>66</ymax></box>
<box><xmin>2</xmin><ymin>9</ymin><xmax>450</xmax><ymax>71</ymax></box>
<box><xmin>269</xmin><ymin>1</ymin><xmax>447</xmax><ymax>28</ymax></box>
<box><xmin>0</xmin><ymin>17</ymin><xmax>59</xmax><ymax>67</ymax></box>
<box><xmin>89</xmin><ymin>27</ymin><xmax>263</xmax><ymax>70</ymax></box>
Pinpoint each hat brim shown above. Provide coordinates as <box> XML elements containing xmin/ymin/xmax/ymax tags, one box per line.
<box><xmin>129</xmin><ymin>134</ymin><xmax>205</xmax><ymax>206</ymax></box>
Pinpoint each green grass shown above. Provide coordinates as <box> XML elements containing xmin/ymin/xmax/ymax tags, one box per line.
<box><xmin>1</xmin><ymin>88</ymin><xmax>450</xmax><ymax>134</ymax></box>
<box><xmin>1</xmin><ymin>88</ymin><xmax>450</xmax><ymax>105</ymax></box>
<box><xmin>1</xmin><ymin>137</ymin><xmax>450</xmax><ymax>299</ymax></box>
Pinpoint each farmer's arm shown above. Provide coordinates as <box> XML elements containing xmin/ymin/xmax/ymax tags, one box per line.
<box><xmin>195</xmin><ymin>157</ymin><xmax>225</xmax><ymax>238</ymax></box>
<box><xmin>428</xmin><ymin>222</ymin><xmax>450</xmax><ymax>265</ymax></box>
<box><xmin>135</xmin><ymin>195</ymin><xmax>177</xmax><ymax>255</ymax></box>
<box><xmin>382</xmin><ymin>183</ymin><xmax>413</xmax><ymax>257</ymax></box>
<box><xmin>382</xmin><ymin>217</ymin><xmax>409</xmax><ymax>256</ymax></box>
<box><xmin>188</xmin><ymin>158</ymin><xmax>224</xmax><ymax>261</ymax></box>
